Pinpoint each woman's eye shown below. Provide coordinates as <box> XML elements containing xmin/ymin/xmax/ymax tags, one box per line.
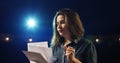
<box><xmin>61</xmin><ymin>20</ymin><xmax>65</xmax><ymax>24</ymax></box>
<box><xmin>56</xmin><ymin>20</ymin><xmax>65</xmax><ymax>26</ymax></box>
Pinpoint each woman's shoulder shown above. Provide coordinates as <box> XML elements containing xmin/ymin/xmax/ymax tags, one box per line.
<box><xmin>77</xmin><ymin>38</ymin><xmax>94</xmax><ymax>46</ymax></box>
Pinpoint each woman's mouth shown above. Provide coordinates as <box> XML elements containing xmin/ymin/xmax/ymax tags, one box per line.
<box><xmin>58</xmin><ymin>30</ymin><xmax>63</xmax><ymax>33</ymax></box>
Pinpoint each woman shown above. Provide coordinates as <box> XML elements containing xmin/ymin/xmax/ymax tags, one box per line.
<box><xmin>51</xmin><ymin>8</ymin><xmax>97</xmax><ymax>63</ymax></box>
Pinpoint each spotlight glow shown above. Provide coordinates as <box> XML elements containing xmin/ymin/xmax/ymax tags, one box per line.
<box><xmin>95</xmin><ymin>38</ymin><xmax>99</xmax><ymax>42</ymax></box>
<box><xmin>27</xmin><ymin>18</ymin><xmax>36</xmax><ymax>28</ymax></box>
<box><xmin>29</xmin><ymin>38</ymin><xmax>32</xmax><ymax>42</ymax></box>
<box><xmin>5</xmin><ymin>37</ymin><xmax>10</xmax><ymax>42</ymax></box>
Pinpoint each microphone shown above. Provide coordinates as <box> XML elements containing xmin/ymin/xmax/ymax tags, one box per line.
<box><xmin>66</xmin><ymin>41</ymin><xmax>76</xmax><ymax>48</ymax></box>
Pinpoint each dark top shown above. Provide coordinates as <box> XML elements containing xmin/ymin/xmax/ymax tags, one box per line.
<box><xmin>52</xmin><ymin>38</ymin><xmax>97</xmax><ymax>63</ymax></box>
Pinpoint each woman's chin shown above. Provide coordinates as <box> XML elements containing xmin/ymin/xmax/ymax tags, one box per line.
<box><xmin>59</xmin><ymin>33</ymin><xmax>64</xmax><ymax>37</ymax></box>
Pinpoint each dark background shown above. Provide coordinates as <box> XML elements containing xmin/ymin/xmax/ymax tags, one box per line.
<box><xmin>0</xmin><ymin>0</ymin><xmax>120</xmax><ymax>63</ymax></box>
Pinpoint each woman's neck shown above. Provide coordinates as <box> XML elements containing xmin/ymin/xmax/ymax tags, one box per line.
<box><xmin>64</xmin><ymin>38</ymin><xmax>73</xmax><ymax>46</ymax></box>
<box><xmin>63</xmin><ymin>35</ymin><xmax>73</xmax><ymax>45</ymax></box>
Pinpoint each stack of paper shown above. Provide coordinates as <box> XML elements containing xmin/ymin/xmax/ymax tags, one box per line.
<box><xmin>23</xmin><ymin>41</ymin><xmax>53</xmax><ymax>63</ymax></box>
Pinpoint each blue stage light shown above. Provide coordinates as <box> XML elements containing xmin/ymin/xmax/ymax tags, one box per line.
<box><xmin>27</xmin><ymin>18</ymin><xmax>36</xmax><ymax>28</ymax></box>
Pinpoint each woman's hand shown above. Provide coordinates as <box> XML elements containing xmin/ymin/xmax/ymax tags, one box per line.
<box><xmin>65</xmin><ymin>46</ymin><xmax>82</xmax><ymax>63</ymax></box>
<box><xmin>65</xmin><ymin>46</ymin><xmax>75</xmax><ymax>61</ymax></box>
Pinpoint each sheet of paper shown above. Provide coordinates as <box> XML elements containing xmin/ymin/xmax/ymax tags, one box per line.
<box><xmin>23</xmin><ymin>51</ymin><xmax>47</xmax><ymax>63</ymax></box>
<box><xmin>24</xmin><ymin>41</ymin><xmax>53</xmax><ymax>63</ymax></box>
<box><xmin>28</xmin><ymin>45</ymin><xmax>53</xmax><ymax>63</ymax></box>
<box><xmin>28</xmin><ymin>41</ymin><xmax>48</xmax><ymax>48</ymax></box>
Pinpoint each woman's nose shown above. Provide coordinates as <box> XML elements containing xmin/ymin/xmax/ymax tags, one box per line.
<box><xmin>57</xmin><ymin>23</ymin><xmax>62</xmax><ymax>28</ymax></box>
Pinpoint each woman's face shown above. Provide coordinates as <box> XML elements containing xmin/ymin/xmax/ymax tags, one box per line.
<box><xmin>56</xmin><ymin>15</ymin><xmax>71</xmax><ymax>37</ymax></box>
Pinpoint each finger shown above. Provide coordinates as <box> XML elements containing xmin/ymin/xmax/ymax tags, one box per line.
<box><xmin>66</xmin><ymin>46</ymin><xmax>75</xmax><ymax>52</ymax></box>
<box><xmin>65</xmin><ymin>50</ymin><xmax>75</xmax><ymax>56</ymax></box>
<box><xmin>65</xmin><ymin>51</ymin><xmax>72</xmax><ymax>56</ymax></box>
<box><xmin>63</xmin><ymin>45</ymin><xmax>67</xmax><ymax>51</ymax></box>
<box><xmin>66</xmin><ymin>51</ymin><xmax>74</xmax><ymax>53</ymax></box>
<box><xmin>66</xmin><ymin>49</ymin><xmax>75</xmax><ymax>53</ymax></box>
<box><xmin>67</xmin><ymin>46</ymin><xmax>75</xmax><ymax>50</ymax></box>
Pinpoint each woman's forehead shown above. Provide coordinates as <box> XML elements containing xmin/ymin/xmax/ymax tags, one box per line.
<box><xmin>56</xmin><ymin>15</ymin><xmax>64</xmax><ymax>21</ymax></box>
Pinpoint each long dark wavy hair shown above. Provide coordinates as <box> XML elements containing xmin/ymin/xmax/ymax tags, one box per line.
<box><xmin>51</xmin><ymin>8</ymin><xmax>85</xmax><ymax>47</ymax></box>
